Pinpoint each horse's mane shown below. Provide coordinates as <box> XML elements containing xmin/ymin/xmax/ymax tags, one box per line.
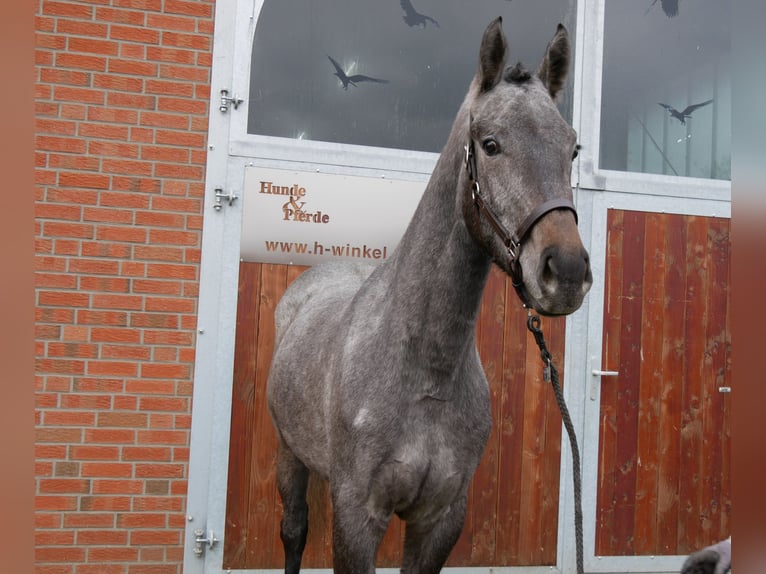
<box><xmin>504</xmin><ymin>62</ymin><xmax>531</xmax><ymax>84</ymax></box>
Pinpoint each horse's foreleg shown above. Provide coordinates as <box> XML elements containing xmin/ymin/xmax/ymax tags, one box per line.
<box><xmin>400</xmin><ymin>494</ymin><xmax>467</xmax><ymax>574</ymax></box>
<box><xmin>330</xmin><ymin>491</ymin><xmax>389</xmax><ymax>574</ymax></box>
<box><xmin>276</xmin><ymin>444</ymin><xmax>310</xmax><ymax>574</ymax></box>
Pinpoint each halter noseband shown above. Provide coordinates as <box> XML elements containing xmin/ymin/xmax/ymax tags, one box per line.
<box><xmin>464</xmin><ymin>139</ymin><xmax>578</xmax><ymax>307</ymax></box>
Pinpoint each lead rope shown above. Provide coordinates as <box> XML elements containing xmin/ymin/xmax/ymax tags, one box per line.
<box><xmin>526</xmin><ymin>314</ymin><xmax>584</xmax><ymax>574</ymax></box>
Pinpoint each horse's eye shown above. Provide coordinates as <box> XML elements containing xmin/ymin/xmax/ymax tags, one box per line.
<box><xmin>482</xmin><ymin>138</ymin><xmax>500</xmax><ymax>156</ymax></box>
<box><xmin>572</xmin><ymin>144</ymin><xmax>581</xmax><ymax>161</ymax></box>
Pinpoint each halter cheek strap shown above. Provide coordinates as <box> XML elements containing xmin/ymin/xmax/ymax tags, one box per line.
<box><xmin>464</xmin><ymin>140</ymin><xmax>578</xmax><ymax>306</ymax></box>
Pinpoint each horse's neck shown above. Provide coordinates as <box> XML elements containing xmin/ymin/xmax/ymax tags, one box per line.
<box><xmin>380</xmin><ymin>113</ymin><xmax>492</xmax><ymax>367</ymax></box>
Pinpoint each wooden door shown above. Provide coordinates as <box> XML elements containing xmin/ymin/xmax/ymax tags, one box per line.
<box><xmin>223</xmin><ymin>262</ymin><xmax>569</xmax><ymax>569</ymax></box>
<box><xmin>595</xmin><ymin>209</ymin><xmax>731</xmax><ymax>557</ymax></box>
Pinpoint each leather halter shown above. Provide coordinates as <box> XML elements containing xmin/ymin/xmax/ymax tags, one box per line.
<box><xmin>464</xmin><ymin>139</ymin><xmax>578</xmax><ymax>307</ymax></box>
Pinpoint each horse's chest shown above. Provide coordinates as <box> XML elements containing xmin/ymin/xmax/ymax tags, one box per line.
<box><xmin>368</xmin><ymin>412</ymin><xmax>490</xmax><ymax>523</ymax></box>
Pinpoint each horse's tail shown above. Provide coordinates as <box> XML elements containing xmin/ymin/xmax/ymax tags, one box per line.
<box><xmin>305</xmin><ymin>471</ymin><xmax>332</xmax><ymax>548</ymax></box>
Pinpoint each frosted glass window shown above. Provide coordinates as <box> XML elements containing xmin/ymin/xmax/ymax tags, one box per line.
<box><xmin>600</xmin><ymin>0</ymin><xmax>730</xmax><ymax>180</ymax></box>
<box><xmin>248</xmin><ymin>0</ymin><xmax>576</xmax><ymax>153</ymax></box>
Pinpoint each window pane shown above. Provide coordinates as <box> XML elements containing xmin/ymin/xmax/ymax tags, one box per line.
<box><xmin>600</xmin><ymin>1</ymin><xmax>730</xmax><ymax>180</ymax></box>
<box><xmin>248</xmin><ymin>0</ymin><xmax>576</xmax><ymax>153</ymax></box>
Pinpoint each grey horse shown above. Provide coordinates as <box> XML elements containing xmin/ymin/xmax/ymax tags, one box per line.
<box><xmin>267</xmin><ymin>17</ymin><xmax>593</xmax><ymax>573</ymax></box>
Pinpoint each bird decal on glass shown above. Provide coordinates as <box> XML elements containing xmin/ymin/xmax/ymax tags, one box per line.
<box><xmin>646</xmin><ymin>0</ymin><xmax>679</xmax><ymax>18</ymax></box>
<box><xmin>327</xmin><ymin>55</ymin><xmax>389</xmax><ymax>91</ymax></box>
<box><xmin>400</xmin><ymin>0</ymin><xmax>440</xmax><ymax>28</ymax></box>
<box><xmin>657</xmin><ymin>99</ymin><xmax>713</xmax><ymax>125</ymax></box>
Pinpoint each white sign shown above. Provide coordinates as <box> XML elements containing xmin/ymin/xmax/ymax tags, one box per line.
<box><xmin>240</xmin><ymin>167</ymin><xmax>425</xmax><ymax>265</ymax></box>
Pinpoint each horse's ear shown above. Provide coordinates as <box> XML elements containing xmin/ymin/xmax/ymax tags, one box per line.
<box><xmin>536</xmin><ymin>23</ymin><xmax>570</xmax><ymax>99</ymax></box>
<box><xmin>478</xmin><ymin>17</ymin><xmax>507</xmax><ymax>93</ymax></box>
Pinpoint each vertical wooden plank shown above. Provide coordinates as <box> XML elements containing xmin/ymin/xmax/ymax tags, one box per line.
<box><xmin>633</xmin><ymin>212</ymin><xmax>667</xmax><ymax>554</ymax></box>
<box><xmin>494</xmin><ymin>281</ymin><xmax>529</xmax><ymax>564</ymax></box>
<box><xmin>223</xmin><ymin>262</ymin><xmax>262</xmax><ymax>569</ymax></box>
<box><xmin>517</xmin><ymin>324</ymin><xmax>547</xmax><ymax>564</ymax></box>
<box><xmin>678</xmin><ymin>216</ymin><xmax>709</xmax><ymax>554</ymax></box>
<box><xmin>700</xmin><ymin>218</ymin><xmax>729</xmax><ymax>546</ymax></box>
<box><xmin>596</xmin><ymin>208</ymin><xmax>624</xmax><ymax>555</ymax></box>
<box><xmin>610</xmin><ymin>209</ymin><xmax>644</xmax><ymax>555</ymax></box>
<box><xmin>656</xmin><ymin>213</ymin><xmax>686</xmax><ymax>554</ymax></box>
<box><xmin>718</xmin><ymin>219</ymin><xmax>732</xmax><ymax>539</ymax></box>
<box><xmin>246</xmin><ymin>263</ymin><xmax>289</xmax><ymax>567</ymax></box>
<box><xmin>539</xmin><ymin>315</ymin><xmax>565</xmax><ymax>564</ymax></box>
<box><xmin>470</xmin><ymin>265</ymin><xmax>506</xmax><ymax>564</ymax></box>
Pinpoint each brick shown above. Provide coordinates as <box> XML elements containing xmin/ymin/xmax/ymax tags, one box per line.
<box><xmin>36</xmin><ymin>118</ymin><xmax>78</xmax><ymax>135</ymax></box>
<box><xmin>60</xmin><ymin>394</ymin><xmax>112</xmax><ymax>409</ymax></box>
<box><xmin>37</xmin><ymin>307</ymin><xmax>75</xmax><ymax>324</ymax></box>
<box><xmin>47</xmin><ymin>154</ymin><xmax>102</xmax><ymax>171</ymax></box>
<box><xmin>82</xmin><ymin>207</ymin><xmax>134</xmax><ymax>225</ymax></box>
<box><xmin>44</xmin><ymin>410</ymin><xmax>96</xmax><ymax>426</ymax></box>
<box><xmin>132</xmin><ymin>279</ymin><xmax>182</xmax><ymax>296</ymax></box>
<box><xmin>129</xmin><ymin>529</ymin><xmax>181</xmax><ymax>545</ymax></box>
<box><xmin>113</xmin><ymin>0</ymin><xmax>162</xmax><ymax>11</ymax></box>
<box><xmin>52</xmin><ymin>240</ymin><xmax>81</xmax><ymax>256</ymax></box>
<box><xmin>102</xmin><ymin>159</ymin><xmax>154</xmax><ymax>177</ymax></box>
<box><xmin>76</xmin><ymin>310</ymin><xmax>128</xmax><ymax>326</ymax></box>
<box><xmin>68</xmin><ymin>259</ymin><xmax>121</xmax><ymax>275</ymax></box>
<box><xmin>97</xmin><ymin>412</ymin><xmax>147</xmax><ymax>428</ymax></box>
<box><xmin>87</xmin><ymin>547</ymin><xmax>138</xmax><ymax>562</ymax></box>
<box><xmin>91</xmin><ymin>479</ymin><xmax>143</xmax><ymax>494</ymax></box>
<box><xmin>107</xmin><ymin>92</ymin><xmax>156</xmax><ymax>110</ymax></box>
<box><xmin>99</xmin><ymin>189</ymin><xmax>152</xmax><ymax>207</ymax></box>
<box><xmin>144</xmin><ymin>480</ymin><xmax>170</xmax><ymax>495</ymax></box>
<box><xmin>75</xmin><ymin>565</ymin><xmax>127</xmax><ymax>574</ymax></box>
<box><xmin>41</xmin><ymin>1</ymin><xmax>93</xmax><ymax>18</ymax></box>
<box><xmin>158</xmin><ymin>96</ymin><xmax>208</xmax><ymax>115</ymax></box>
<box><xmin>69</xmin><ymin>445</ymin><xmax>120</xmax><ymax>460</ymax></box>
<box><xmin>139</xmin><ymin>145</ymin><xmax>189</xmax><ymax>163</ymax></box>
<box><xmin>56</xmin><ymin>20</ymin><xmax>108</xmax><ymax>38</ymax></box>
<box><xmin>58</xmin><ymin>171</ymin><xmax>110</xmax><ymax>189</ymax></box>
<box><xmin>54</xmin><ymin>462</ymin><xmax>79</xmax><ymax>478</ymax></box>
<box><xmin>131</xmin><ymin>496</ymin><xmax>183</xmax><ymax>512</ymax></box>
<box><xmin>53</xmin><ymin>86</ymin><xmax>106</xmax><ymax>105</ymax></box>
<box><xmin>36</xmin><ymin>324</ymin><xmax>62</xmax><ymax>339</ymax></box>
<box><xmin>80</xmin><ymin>242</ymin><xmax>132</xmax><ymax>259</ymax></box>
<box><xmin>144</xmin><ymin>297</ymin><xmax>194</xmax><ymax>313</ymax></box>
<box><xmin>87</xmin><ymin>107</ymin><xmax>140</xmax><ymax>125</ymax></box>
<box><xmin>37</xmin><ymin>135</ymin><xmax>87</xmax><ymax>154</ymax></box>
<box><xmin>77</xmin><ymin>529</ymin><xmax>129</xmax><ymax>545</ymax></box>
<box><xmin>68</xmin><ymin>37</ymin><xmax>119</xmax><ymax>56</ymax></box>
<box><xmin>101</xmin><ymin>344</ymin><xmax>150</xmax><ymax>361</ymax></box>
<box><xmin>133</xmin><ymin>245</ymin><xmax>184</xmax><ymax>261</ymax></box>
<box><xmin>36</xmin><ymin>512</ymin><xmax>63</xmax><ymax>528</ymax></box>
<box><xmin>95</xmin><ymin>7</ymin><xmax>146</xmax><ymax>26</ymax></box>
<box><xmin>113</xmin><ymin>396</ymin><xmax>138</xmax><ymax>411</ymax></box>
<box><xmin>122</xmin><ymin>446</ymin><xmax>171</xmax><ymax>461</ymax></box>
<box><xmin>108</xmin><ymin>58</ymin><xmax>158</xmax><ymax>77</ymax></box>
<box><xmin>146</xmin><ymin>46</ymin><xmax>195</xmax><ymax>65</ymax></box>
<box><xmin>83</xmin><ymin>429</ymin><xmax>135</xmax><ymax>444</ymax></box>
<box><xmin>35</xmin><ymin>529</ymin><xmax>75</xmax><ymax>545</ymax></box>
<box><xmin>124</xmin><ymin>380</ymin><xmax>175</xmax><ymax>395</ymax></box>
<box><xmin>81</xmin><ymin>462</ymin><xmax>133</xmax><ymax>478</ymax></box>
<box><xmin>35</xmin><ymin>495</ymin><xmax>79</xmax><ymax>511</ymax></box>
<box><xmin>39</xmin><ymin>479</ymin><xmax>91</xmax><ymax>494</ymax></box>
<box><xmin>47</xmin><ymin>342</ymin><xmax>99</xmax><ymax>358</ymax></box>
<box><xmin>35</xmin><ymin>546</ymin><xmax>86</xmax><ymax>563</ymax></box>
<box><xmin>133</xmin><ymin>315</ymin><xmax>183</xmax><ymax>333</ymax></box>
<box><xmin>36</xmin><ymin>273</ymin><xmax>78</xmax><ymax>289</ymax></box>
<box><xmin>36</xmin><ymin>358</ymin><xmax>86</xmax><ymax>376</ymax></box>
<box><xmin>38</xmin><ymin>292</ymin><xmax>91</xmax><ymax>307</ymax></box>
<box><xmin>90</xmin><ymin>327</ymin><xmax>140</xmax><ymax>343</ymax></box>
<box><xmin>42</xmin><ymin>221</ymin><xmax>94</xmax><ymax>239</ymax></box>
<box><xmin>36</xmin><ymin>565</ymin><xmax>73</xmax><ymax>574</ymax></box>
<box><xmin>146</xmin><ymin>13</ymin><xmax>196</xmax><ymax>32</ymax></box>
<box><xmin>116</xmin><ymin>512</ymin><xmax>166</xmax><ymax>528</ymax></box>
<box><xmin>79</xmin><ymin>277</ymin><xmax>130</xmax><ymax>293</ymax></box>
<box><xmin>86</xmin><ymin>360</ymin><xmax>139</xmax><ymax>377</ymax></box>
<box><xmin>46</xmin><ymin>188</ymin><xmax>99</xmax><ymax>205</ymax></box>
<box><xmin>55</xmin><ymin>52</ymin><xmax>108</xmax><ymax>72</ymax></box>
<box><xmin>151</xmin><ymin>348</ymin><xmax>177</xmax><ymax>362</ymax></box>
<box><xmin>96</xmin><ymin>226</ymin><xmax>148</xmax><ymax>243</ymax></box>
<box><xmin>88</xmin><ymin>141</ymin><xmax>139</xmax><ymax>159</ymax></box>
<box><xmin>135</xmin><ymin>430</ymin><xmax>187</xmax><ymax>445</ymax></box>
<box><xmin>146</xmin><ymin>263</ymin><xmax>196</xmax><ymax>280</ymax></box>
<box><xmin>158</xmin><ymin>64</ymin><xmax>208</xmax><ymax>83</ymax></box>
<box><xmin>120</xmin><ymin>262</ymin><xmax>147</xmax><ymax>277</ymax></box>
<box><xmin>62</xmin><ymin>512</ymin><xmax>115</xmax><ymax>528</ymax></box>
<box><xmin>110</xmin><ymin>25</ymin><xmax>160</xmax><ymax>44</ymax></box>
<box><xmin>78</xmin><ymin>122</ymin><xmax>131</xmax><ymax>140</ymax></box>
<box><xmin>79</xmin><ymin>496</ymin><xmax>132</xmax><ymax>511</ymax></box>
<box><xmin>164</xmin><ymin>0</ymin><xmax>213</xmax><ymax>18</ymax></box>
<box><xmin>74</xmin><ymin>378</ymin><xmax>125</xmax><ymax>393</ymax></box>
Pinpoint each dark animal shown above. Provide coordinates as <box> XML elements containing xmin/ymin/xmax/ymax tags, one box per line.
<box><xmin>269</xmin><ymin>18</ymin><xmax>592</xmax><ymax>574</ymax></box>
<box><xmin>327</xmin><ymin>55</ymin><xmax>389</xmax><ymax>90</ymax></box>
<box><xmin>658</xmin><ymin>99</ymin><xmax>713</xmax><ymax>125</ymax></box>
<box><xmin>400</xmin><ymin>0</ymin><xmax>439</xmax><ymax>28</ymax></box>
<box><xmin>680</xmin><ymin>537</ymin><xmax>731</xmax><ymax>574</ymax></box>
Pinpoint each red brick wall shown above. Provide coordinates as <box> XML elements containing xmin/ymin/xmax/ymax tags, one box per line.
<box><xmin>35</xmin><ymin>1</ymin><xmax>215</xmax><ymax>572</ymax></box>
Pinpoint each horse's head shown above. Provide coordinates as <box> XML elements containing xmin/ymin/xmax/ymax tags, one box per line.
<box><xmin>460</xmin><ymin>17</ymin><xmax>592</xmax><ymax>316</ymax></box>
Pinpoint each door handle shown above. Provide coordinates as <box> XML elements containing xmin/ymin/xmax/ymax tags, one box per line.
<box><xmin>590</xmin><ymin>356</ymin><xmax>619</xmax><ymax>401</ymax></box>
